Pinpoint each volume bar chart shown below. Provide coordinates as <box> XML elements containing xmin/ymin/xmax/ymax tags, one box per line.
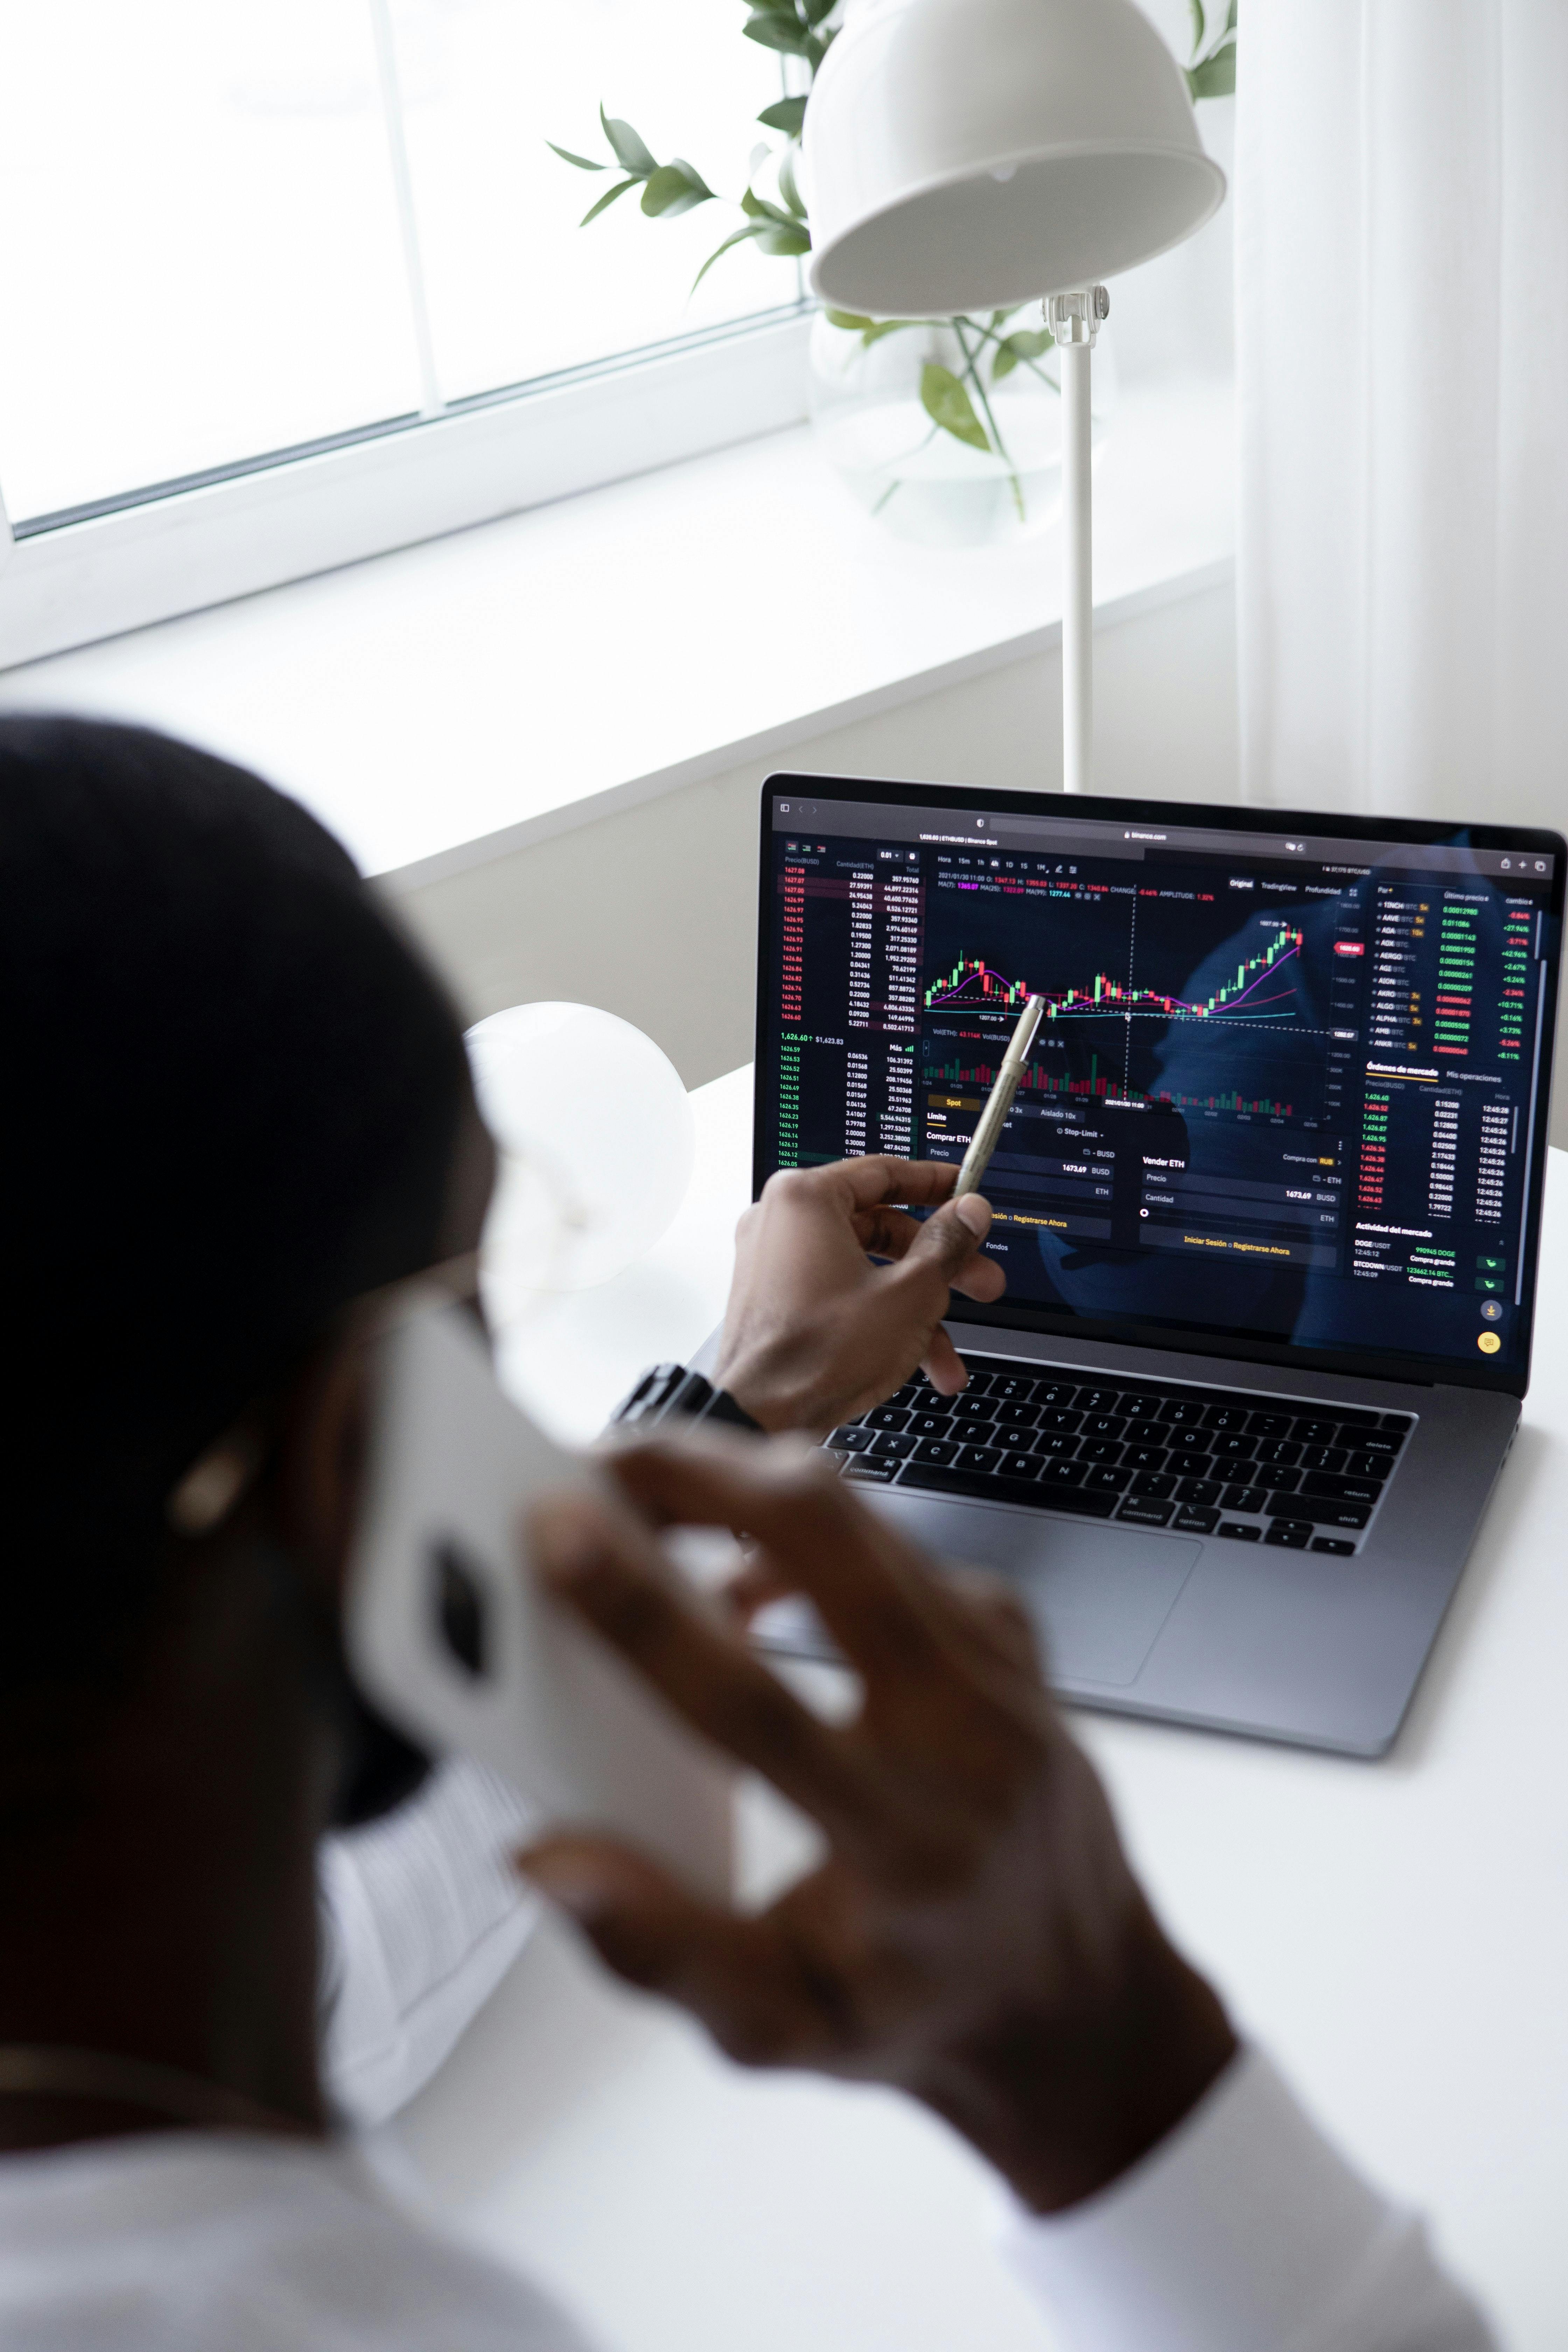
<box><xmin>924</xmin><ymin>1058</ymin><xmax>1296</xmax><ymax>1118</ymax></box>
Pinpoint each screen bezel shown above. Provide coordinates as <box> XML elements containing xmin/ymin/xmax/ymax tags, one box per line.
<box><xmin>752</xmin><ymin>772</ymin><xmax>1567</xmax><ymax>1400</ymax></box>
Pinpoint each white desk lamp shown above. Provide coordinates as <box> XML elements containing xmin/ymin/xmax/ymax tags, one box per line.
<box><xmin>804</xmin><ymin>0</ymin><xmax>1225</xmax><ymax>792</ymax></box>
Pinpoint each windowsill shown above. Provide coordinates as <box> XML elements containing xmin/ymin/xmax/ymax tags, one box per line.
<box><xmin>0</xmin><ymin>372</ymin><xmax>1233</xmax><ymax>887</ymax></box>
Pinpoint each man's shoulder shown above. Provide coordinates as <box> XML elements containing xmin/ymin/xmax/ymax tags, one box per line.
<box><xmin>0</xmin><ymin>2131</ymin><xmax>594</xmax><ymax>2352</ymax></box>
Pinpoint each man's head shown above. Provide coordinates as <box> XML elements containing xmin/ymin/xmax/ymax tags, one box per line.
<box><xmin>0</xmin><ymin>713</ymin><xmax>483</xmax><ymax>1704</ymax></box>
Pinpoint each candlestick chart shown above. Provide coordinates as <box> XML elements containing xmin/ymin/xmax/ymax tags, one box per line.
<box><xmin>921</xmin><ymin>884</ymin><xmax>1329</xmax><ymax>1120</ymax></box>
<box><xmin>924</xmin><ymin>924</ymin><xmax>1305</xmax><ymax>1024</ymax></box>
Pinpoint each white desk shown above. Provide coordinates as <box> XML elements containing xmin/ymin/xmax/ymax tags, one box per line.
<box><xmin>394</xmin><ymin>1067</ymin><xmax>1568</xmax><ymax>2352</ymax></box>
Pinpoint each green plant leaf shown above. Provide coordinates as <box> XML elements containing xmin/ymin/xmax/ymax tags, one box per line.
<box><xmin>801</xmin><ymin>0</ymin><xmax>837</xmax><ymax>23</ymax></box>
<box><xmin>826</xmin><ymin>309</ymin><xmax>923</xmax><ymax>346</ymax></box>
<box><xmin>990</xmin><ymin>326</ymin><xmax>1054</xmax><ymax>381</ymax></box>
<box><xmin>758</xmin><ymin>94</ymin><xmax>808</xmax><ymax>136</ymax></box>
<box><xmin>599</xmin><ymin>105</ymin><xmax>657</xmax><ymax>176</ymax></box>
<box><xmin>547</xmin><ymin>141</ymin><xmax>605</xmax><ymax>172</ymax></box>
<box><xmin>580</xmin><ymin>175</ymin><xmax>640</xmax><ymax>225</ymax></box>
<box><xmin>1187</xmin><ymin>40</ymin><xmax>1236</xmax><ymax>98</ymax></box>
<box><xmin>1188</xmin><ymin>0</ymin><xmax>1206</xmax><ymax>58</ymax></box>
<box><xmin>754</xmin><ymin>220</ymin><xmax>812</xmax><ymax>256</ymax></box>
<box><xmin>693</xmin><ymin>221</ymin><xmax>766</xmax><ymax>289</ymax></box>
<box><xmin>744</xmin><ymin>12</ymin><xmax>812</xmax><ymax>54</ymax></box>
<box><xmin>1225</xmin><ymin>0</ymin><xmax>1238</xmax><ymax>31</ymax></box>
<box><xmin>920</xmin><ymin>363</ymin><xmax>989</xmax><ymax>453</ymax></box>
<box><xmin>777</xmin><ymin>145</ymin><xmax>806</xmax><ymax>218</ymax></box>
<box><xmin>741</xmin><ymin>184</ymin><xmax>798</xmax><ymax>227</ymax></box>
<box><xmin>641</xmin><ymin>159</ymin><xmax>716</xmax><ymax>216</ymax></box>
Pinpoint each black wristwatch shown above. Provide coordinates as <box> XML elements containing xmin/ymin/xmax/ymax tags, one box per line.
<box><xmin>609</xmin><ymin>1363</ymin><xmax>763</xmax><ymax>1436</ymax></box>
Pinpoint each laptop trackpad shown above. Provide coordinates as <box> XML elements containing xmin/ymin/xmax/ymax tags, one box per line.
<box><xmin>871</xmin><ymin>1494</ymin><xmax>1199</xmax><ymax>1688</ymax></box>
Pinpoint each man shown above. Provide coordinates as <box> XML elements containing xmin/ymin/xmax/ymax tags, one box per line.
<box><xmin>0</xmin><ymin>714</ymin><xmax>1491</xmax><ymax>2346</ymax></box>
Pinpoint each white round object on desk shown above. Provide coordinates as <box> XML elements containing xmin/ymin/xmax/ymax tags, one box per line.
<box><xmin>467</xmin><ymin>1002</ymin><xmax>695</xmax><ymax>1300</ymax></box>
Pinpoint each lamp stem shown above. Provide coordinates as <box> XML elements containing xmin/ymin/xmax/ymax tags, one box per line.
<box><xmin>1061</xmin><ymin>339</ymin><xmax>1093</xmax><ymax>796</ymax></box>
<box><xmin>1045</xmin><ymin>286</ymin><xmax>1108</xmax><ymax>796</ymax></box>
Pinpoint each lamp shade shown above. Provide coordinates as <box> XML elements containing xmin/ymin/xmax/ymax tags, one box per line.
<box><xmin>804</xmin><ymin>0</ymin><xmax>1225</xmax><ymax>317</ymax></box>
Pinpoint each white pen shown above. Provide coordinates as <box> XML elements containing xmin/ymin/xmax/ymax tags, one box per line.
<box><xmin>953</xmin><ymin>993</ymin><xmax>1045</xmax><ymax>1199</ymax></box>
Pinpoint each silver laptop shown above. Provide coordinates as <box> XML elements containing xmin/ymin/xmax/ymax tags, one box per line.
<box><xmin>746</xmin><ymin>775</ymin><xmax>1564</xmax><ymax>1757</ymax></box>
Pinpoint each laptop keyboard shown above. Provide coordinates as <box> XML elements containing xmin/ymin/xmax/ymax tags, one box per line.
<box><xmin>825</xmin><ymin>1354</ymin><xmax>1416</xmax><ymax>1555</ymax></box>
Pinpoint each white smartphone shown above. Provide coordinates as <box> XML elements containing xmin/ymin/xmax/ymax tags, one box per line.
<box><xmin>344</xmin><ymin>1292</ymin><xmax>734</xmax><ymax>1898</ymax></box>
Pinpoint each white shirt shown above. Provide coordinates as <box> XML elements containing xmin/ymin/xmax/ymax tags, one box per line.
<box><xmin>317</xmin><ymin>1759</ymin><xmax>540</xmax><ymax>2128</ymax></box>
<box><xmin>0</xmin><ymin>1762</ymin><xmax>1499</xmax><ymax>2351</ymax></box>
<box><xmin>1003</xmin><ymin>2049</ymin><xmax>1496</xmax><ymax>2352</ymax></box>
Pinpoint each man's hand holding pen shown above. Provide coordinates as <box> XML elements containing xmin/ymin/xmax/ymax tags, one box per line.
<box><xmin>714</xmin><ymin>1157</ymin><xmax>1006</xmax><ymax>1435</ymax></box>
<box><xmin>713</xmin><ymin>1002</ymin><xmax>1045</xmax><ymax>1437</ymax></box>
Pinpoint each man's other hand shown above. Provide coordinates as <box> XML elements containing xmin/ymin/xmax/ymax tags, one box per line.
<box><xmin>520</xmin><ymin>1436</ymin><xmax>1237</xmax><ymax>2215</ymax></box>
<box><xmin>714</xmin><ymin>1158</ymin><xmax>1007</xmax><ymax>1434</ymax></box>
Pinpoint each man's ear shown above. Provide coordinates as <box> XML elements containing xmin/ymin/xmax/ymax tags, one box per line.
<box><xmin>273</xmin><ymin>1320</ymin><xmax>378</xmax><ymax>1608</ymax></box>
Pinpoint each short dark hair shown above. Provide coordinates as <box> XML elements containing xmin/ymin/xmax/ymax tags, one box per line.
<box><xmin>0</xmin><ymin>715</ymin><xmax>469</xmax><ymax>1693</ymax></box>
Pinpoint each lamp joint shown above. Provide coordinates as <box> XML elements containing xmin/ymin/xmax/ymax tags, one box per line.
<box><xmin>1044</xmin><ymin>286</ymin><xmax>1109</xmax><ymax>347</ymax></box>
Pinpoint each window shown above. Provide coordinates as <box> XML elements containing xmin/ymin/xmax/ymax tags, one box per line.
<box><xmin>0</xmin><ymin>0</ymin><xmax>1231</xmax><ymax>673</ymax></box>
<box><xmin>0</xmin><ymin>1</ymin><xmax>810</xmax><ymax>659</ymax></box>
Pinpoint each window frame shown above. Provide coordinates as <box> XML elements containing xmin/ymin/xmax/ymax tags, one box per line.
<box><xmin>0</xmin><ymin>302</ymin><xmax>811</xmax><ymax>674</ymax></box>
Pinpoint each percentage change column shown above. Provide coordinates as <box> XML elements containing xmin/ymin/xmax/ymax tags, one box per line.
<box><xmin>874</xmin><ymin>851</ymin><xmax>921</xmax><ymax>1154</ymax></box>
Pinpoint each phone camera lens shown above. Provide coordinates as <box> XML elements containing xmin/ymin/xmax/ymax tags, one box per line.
<box><xmin>432</xmin><ymin>1540</ymin><xmax>489</xmax><ymax>1679</ymax></box>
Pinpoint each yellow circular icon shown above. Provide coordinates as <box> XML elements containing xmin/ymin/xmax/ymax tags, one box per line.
<box><xmin>1478</xmin><ymin>1331</ymin><xmax>1502</xmax><ymax>1353</ymax></box>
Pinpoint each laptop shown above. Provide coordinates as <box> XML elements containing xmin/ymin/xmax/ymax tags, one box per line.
<box><xmin>743</xmin><ymin>774</ymin><xmax>1565</xmax><ymax>1756</ymax></box>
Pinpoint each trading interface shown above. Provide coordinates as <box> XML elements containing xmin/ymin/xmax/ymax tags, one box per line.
<box><xmin>761</xmin><ymin>791</ymin><xmax>1559</xmax><ymax>1377</ymax></box>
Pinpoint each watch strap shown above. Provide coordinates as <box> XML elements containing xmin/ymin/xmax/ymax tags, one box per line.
<box><xmin>609</xmin><ymin>1363</ymin><xmax>762</xmax><ymax>1436</ymax></box>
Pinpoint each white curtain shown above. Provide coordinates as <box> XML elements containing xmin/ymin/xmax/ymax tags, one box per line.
<box><xmin>1235</xmin><ymin>1</ymin><xmax>1568</xmax><ymax>828</ymax></box>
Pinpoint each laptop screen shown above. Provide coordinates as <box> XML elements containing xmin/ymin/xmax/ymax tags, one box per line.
<box><xmin>755</xmin><ymin>780</ymin><xmax>1565</xmax><ymax>1392</ymax></box>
